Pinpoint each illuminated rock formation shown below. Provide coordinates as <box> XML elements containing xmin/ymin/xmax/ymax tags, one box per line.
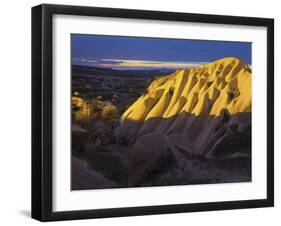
<box><xmin>121</xmin><ymin>57</ymin><xmax>251</xmax><ymax>121</ymax></box>
<box><xmin>115</xmin><ymin>57</ymin><xmax>252</xmax><ymax>186</ymax></box>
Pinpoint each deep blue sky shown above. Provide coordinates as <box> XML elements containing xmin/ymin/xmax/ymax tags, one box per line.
<box><xmin>71</xmin><ymin>34</ymin><xmax>251</xmax><ymax>69</ymax></box>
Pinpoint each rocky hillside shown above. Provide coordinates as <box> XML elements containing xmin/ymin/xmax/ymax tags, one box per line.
<box><xmin>121</xmin><ymin>57</ymin><xmax>251</xmax><ymax>120</ymax></box>
<box><xmin>115</xmin><ymin>57</ymin><xmax>252</xmax><ymax>186</ymax></box>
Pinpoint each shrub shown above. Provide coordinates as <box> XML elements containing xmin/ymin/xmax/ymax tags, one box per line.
<box><xmin>100</xmin><ymin>102</ymin><xmax>119</xmax><ymax>120</ymax></box>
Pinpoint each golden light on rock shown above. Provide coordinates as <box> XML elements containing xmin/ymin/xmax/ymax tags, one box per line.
<box><xmin>121</xmin><ymin>57</ymin><xmax>251</xmax><ymax>121</ymax></box>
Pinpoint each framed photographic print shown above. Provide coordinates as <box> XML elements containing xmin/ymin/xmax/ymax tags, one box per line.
<box><xmin>32</xmin><ymin>4</ymin><xmax>274</xmax><ymax>221</ymax></box>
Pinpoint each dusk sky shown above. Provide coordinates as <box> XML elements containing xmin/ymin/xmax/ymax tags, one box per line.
<box><xmin>71</xmin><ymin>34</ymin><xmax>252</xmax><ymax>70</ymax></box>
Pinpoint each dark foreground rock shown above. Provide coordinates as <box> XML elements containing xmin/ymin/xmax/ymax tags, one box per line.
<box><xmin>72</xmin><ymin>157</ymin><xmax>117</xmax><ymax>190</ymax></box>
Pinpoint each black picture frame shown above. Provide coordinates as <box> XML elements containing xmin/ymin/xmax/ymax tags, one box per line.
<box><xmin>32</xmin><ymin>4</ymin><xmax>274</xmax><ymax>222</ymax></box>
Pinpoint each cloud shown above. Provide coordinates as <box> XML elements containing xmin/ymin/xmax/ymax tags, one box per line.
<box><xmin>72</xmin><ymin>57</ymin><xmax>208</xmax><ymax>70</ymax></box>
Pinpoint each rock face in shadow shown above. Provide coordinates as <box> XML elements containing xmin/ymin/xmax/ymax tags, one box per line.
<box><xmin>115</xmin><ymin>57</ymin><xmax>252</xmax><ymax>186</ymax></box>
<box><xmin>72</xmin><ymin>157</ymin><xmax>117</xmax><ymax>190</ymax></box>
<box><xmin>117</xmin><ymin>112</ymin><xmax>251</xmax><ymax>186</ymax></box>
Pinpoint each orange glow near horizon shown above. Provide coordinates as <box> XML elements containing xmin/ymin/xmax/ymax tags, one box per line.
<box><xmin>98</xmin><ymin>59</ymin><xmax>206</xmax><ymax>69</ymax></box>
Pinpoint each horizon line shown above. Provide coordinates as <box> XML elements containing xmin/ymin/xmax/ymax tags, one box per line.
<box><xmin>72</xmin><ymin>57</ymin><xmax>251</xmax><ymax>71</ymax></box>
